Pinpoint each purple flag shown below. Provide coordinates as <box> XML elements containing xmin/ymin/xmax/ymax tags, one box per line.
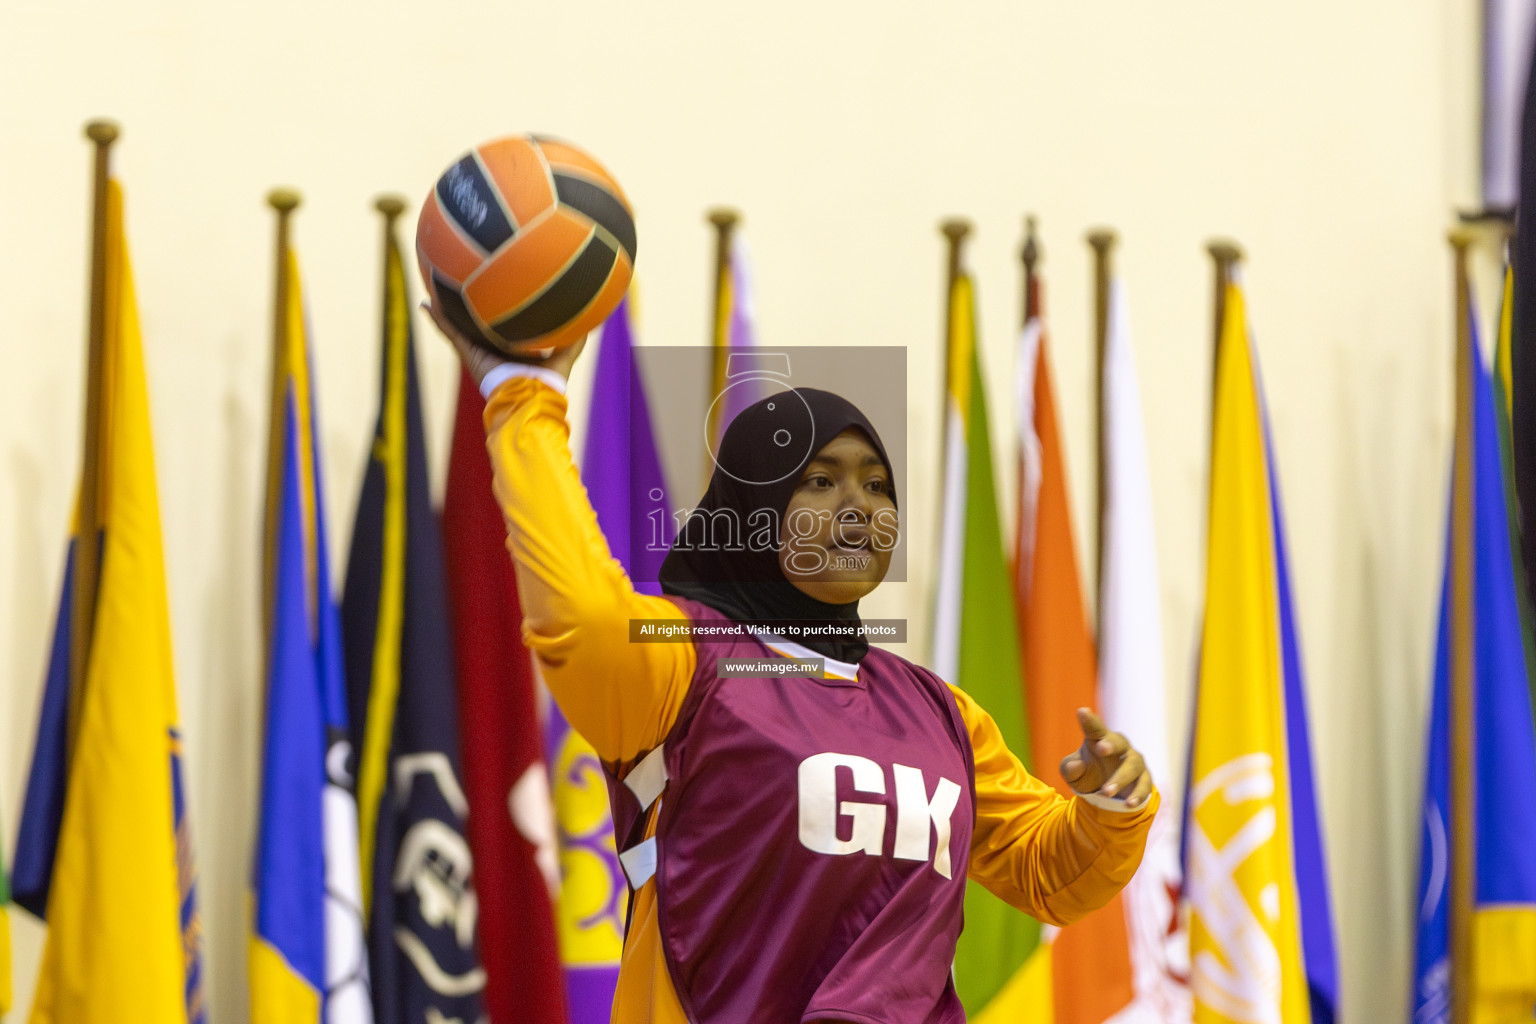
<box><xmin>584</xmin><ymin>295</ymin><xmax>674</xmax><ymax>590</ymax></box>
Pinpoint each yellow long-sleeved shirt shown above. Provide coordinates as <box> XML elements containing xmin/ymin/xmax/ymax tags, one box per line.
<box><xmin>482</xmin><ymin>373</ymin><xmax>1158</xmax><ymax>1023</ymax></box>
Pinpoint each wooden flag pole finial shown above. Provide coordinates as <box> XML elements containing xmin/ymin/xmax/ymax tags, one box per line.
<box><xmin>1020</xmin><ymin>216</ymin><xmax>1041</xmax><ymax>327</ymax></box>
<box><xmin>940</xmin><ymin>216</ymin><xmax>972</xmax><ymax>373</ymax></box>
<box><xmin>708</xmin><ymin>207</ymin><xmax>740</xmax><ymax>297</ymax></box>
<box><xmin>1088</xmin><ymin>227</ymin><xmax>1118</xmax><ymax>344</ymax></box>
<box><xmin>941</xmin><ymin>217</ymin><xmax>972</xmax><ymax>293</ymax></box>
<box><xmin>1205</xmin><ymin>238</ymin><xmax>1245</xmax><ymax>446</ymax></box>
<box><xmin>1087</xmin><ymin>227</ymin><xmax>1117</xmax><ymax>256</ymax></box>
<box><xmin>1206</xmin><ymin>238</ymin><xmax>1244</xmax><ymax>339</ymax></box>
<box><xmin>375</xmin><ymin>193</ymin><xmax>407</xmax><ymax>222</ymax></box>
<box><xmin>1207</xmin><ymin>239</ymin><xmax>1244</xmax><ymax>270</ymax></box>
<box><xmin>941</xmin><ymin>217</ymin><xmax>972</xmax><ymax>246</ymax></box>
<box><xmin>268</xmin><ymin>187</ymin><xmax>302</xmax><ymax>215</ymax></box>
<box><xmin>940</xmin><ymin>216</ymin><xmax>972</xmax><ymax>379</ymax></box>
<box><xmin>1087</xmin><ymin>228</ymin><xmax>1118</xmax><ymax>293</ymax></box>
<box><xmin>84</xmin><ymin>119</ymin><xmax>120</xmax><ymax>147</ymax></box>
<box><xmin>708</xmin><ymin>207</ymin><xmax>741</xmax><ymax>293</ymax></box>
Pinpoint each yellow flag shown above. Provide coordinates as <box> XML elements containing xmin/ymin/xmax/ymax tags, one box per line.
<box><xmin>1185</xmin><ymin>283</ymin><xmax>1309</xmax><ymax>1024</ymax></box>
<box><xmin>29</xmin><ymin>181</ymin><xmax>202</xmax><ymax>1024</ymax></box>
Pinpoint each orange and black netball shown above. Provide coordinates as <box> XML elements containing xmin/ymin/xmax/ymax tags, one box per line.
<box><xmin>416</xmin><ymin>135</ymin><xmax>636</xmax><ymax>355</ymax></box>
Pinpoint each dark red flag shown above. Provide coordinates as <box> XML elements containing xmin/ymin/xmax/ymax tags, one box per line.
<box><xmin>443</xmin><ymin>369</ymin><xmax>568</xmax><ymax>1024</ymax></box>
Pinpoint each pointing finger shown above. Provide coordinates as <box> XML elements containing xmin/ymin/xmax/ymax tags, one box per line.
<box><xmin>1077</xmin><ymin>707</ymin><xmax>1108</xmax><ymax>743</ymax></box>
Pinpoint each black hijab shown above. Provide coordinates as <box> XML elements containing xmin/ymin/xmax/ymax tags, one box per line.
<box><xmin>659</xmin><ymin>387</ymin><xmax>898</xmax><ymax>664</ymax></box>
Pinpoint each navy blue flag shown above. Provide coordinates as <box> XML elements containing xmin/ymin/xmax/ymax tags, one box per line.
<box><xmin>343</xmin><ymin>214</ymin><xmax>485</xmax><ymax>1024</ymax></box>
<box><xmin>12</xmin><ymin>545</ymin><xmax>75</xmax><ymax>917</ymax></box>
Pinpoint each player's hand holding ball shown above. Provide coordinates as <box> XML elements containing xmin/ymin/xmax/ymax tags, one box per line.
<box><xmin>417</xmin><ymin>133</ymin><xmax>635</xmax><ymax>384</ymax></box>
<box><xmin>421</xmin><ymin>297</ymin><xmax>586</xmax><ymax>385</ymax></box>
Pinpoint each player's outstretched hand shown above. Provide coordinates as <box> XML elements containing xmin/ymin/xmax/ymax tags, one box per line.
<box><xmin>421</xmin><ymin>299</ymin><xmax>587</xmax><ymax>386</ymax></box>
<box><xmin>1059</xmin><ymin>708</ymin><xmax>1153</xmax><ymax>810</ymax></box>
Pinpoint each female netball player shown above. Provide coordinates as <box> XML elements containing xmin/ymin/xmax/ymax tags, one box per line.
<box><xmin>429</xmin><ymin>311</ymin><xmax>1158</xmax><ymax>1024</ymax></box>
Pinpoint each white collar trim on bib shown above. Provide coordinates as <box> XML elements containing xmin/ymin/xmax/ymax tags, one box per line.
<box><xmin>758</xmin><ymin>633</ymin><xmax>860</xmax><ymax>682</ymax></box>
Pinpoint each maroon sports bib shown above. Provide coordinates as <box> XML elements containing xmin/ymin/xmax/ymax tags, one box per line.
<box><xmin>610</xmin><ymin>598</ymin><xmax>976</xmax><ymax>1023</ymax></box>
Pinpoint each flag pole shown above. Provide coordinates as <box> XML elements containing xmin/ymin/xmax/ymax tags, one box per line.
<box><xmin>263</xmin><ymin>187</ymin><xmax>300</xmax><ymax>667</ymax></box>
<box><xmin>376</xmin><ymin>195</ymin><xmax>408</xmax><ymax>333</ymax></box>
<box><xmin>942</xmin><ymin>219</ymin><xmax>971</xmax><ymax>297</ymax></box>
<box><xmin>707</xmin><ymin>207</ymin><xmax>739</xmax><ymax>451</ymax></box>
<box><xmin>1206</xmin><ymin>240</ymin><xmax>1243</xmax><ymax>421</ymax></box>
<box><xmin>941</xmin><ymin>218</ymin><xmax>972</xmax><ymax>398</ymax></box>
<box><xmin>1203</xmin><ymin>240</ymin><xmax>1244</xmax><ymax>567</ymax></box>
<box><xmin>68</xmin><ymin>118</ymin><xmax>120</xmax><ymax>759</ymax></box>
<box><xmin>1448</xmin><ymin>226</ymin><xmax>1478</xmax><ymax>1024</ymax></box>
<box><xmin>939</xmin><ymin>218</ymin><xmax>972</xmax><ymax>531</ymax></box>
<box><xmin>1087</xmin><ymin>227</ymin><xmax>1116</xmax><ymax>636</ymax></box>
<box><xmin>357</xmin><ymin>192</ymin><xmax>408</xmax><ymax>915</ymax></box>
<box><xmin>1207</xmin><ymin>240</ymin><xmax>1242</xmax><ymax>334</ymax></box>
<box><xmin>376</xmin><ymin>196</ymin><xmax>407</xmax><ymax>328</ymax></box>
<box><xmin>1021</xmin><ymin>215</ymin><xmax>1040</xmax><ymax>329</ymax></box>
<box><xmin>708</xmin><ymin>207</ymin><xmax>738</xmax><ymax>345</ymax></box>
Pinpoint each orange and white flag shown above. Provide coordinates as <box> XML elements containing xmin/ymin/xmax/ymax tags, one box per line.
<box><xmin>1012</xmin><ymin>278</ymin><xmax>1135</xmax><ymax>1024</ymax></box>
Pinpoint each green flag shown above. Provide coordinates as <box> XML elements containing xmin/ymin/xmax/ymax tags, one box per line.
<box><xmin>932</xmin><ymin>274</ymin><xmax>1047</xmax><ymax>1017</ymax></box>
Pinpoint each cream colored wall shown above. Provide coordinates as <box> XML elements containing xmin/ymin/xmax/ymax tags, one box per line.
<box><xmin>0</xmin><ymin>0</ymin><xmax>1492</xmax><ymax>1019</ymax></box>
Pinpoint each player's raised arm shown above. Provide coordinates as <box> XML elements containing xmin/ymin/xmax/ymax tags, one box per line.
<box><xmin>417</xmin><ymin>136</ymin><xmax>688</xmax><ymax>769</ymax></box>
<box><xmin>426</xmin><ymin>298</ymin><xmax>693</xmax><ymax>770</ymax></box>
